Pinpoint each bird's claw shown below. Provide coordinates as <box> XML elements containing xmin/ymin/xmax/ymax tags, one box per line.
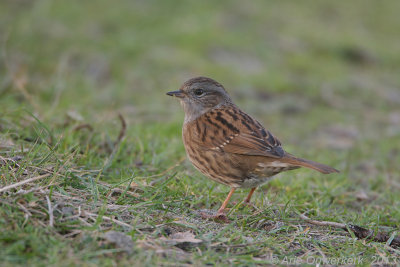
<box><xmin>198</xmin><ymin>209</ymin><xmax>230</xmax><ymax>223</ymax></box>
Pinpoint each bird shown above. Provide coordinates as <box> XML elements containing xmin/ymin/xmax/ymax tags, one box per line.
<box><xmin>167</xmin><ymin>76</ymin><xmax>338</xmax><ymax>222</ymax></box>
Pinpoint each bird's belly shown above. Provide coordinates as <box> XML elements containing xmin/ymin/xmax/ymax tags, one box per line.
<box><xmin>240</xmin><ymin>175</ymin><xmax>275</xmax><ymax>188</ymax></box>
<box><xmin>241</xmin><ymin>161</ymin><xmax>299</xmax><ymax>188</ymax></box>
<box><xmin>184</xmin><ymin>147</ymin><xmax>286</xmax><ymax>188</ymax></box>
<box><xmin>184</xmin><ymin>147</ymin><xmax>244</xmax><ymax>187</ymax></box>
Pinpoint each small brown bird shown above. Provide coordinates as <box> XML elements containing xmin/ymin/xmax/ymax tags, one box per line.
<box><xmin>167</xmin><ymin>77</ymin><xmax>338</xmax><ymax>221</ymax></box>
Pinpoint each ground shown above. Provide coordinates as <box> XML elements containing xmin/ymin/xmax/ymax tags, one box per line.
<box><xmin>1</xmin><ymin>0</ymin><xmax>400</xmax><ymax>266</ymax></box>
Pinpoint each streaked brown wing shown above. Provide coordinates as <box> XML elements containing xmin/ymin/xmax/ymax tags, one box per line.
<box><xmin>191</xmin><ymin>106</ymin><xmax>285</xmax><ymax>158</ymax></box>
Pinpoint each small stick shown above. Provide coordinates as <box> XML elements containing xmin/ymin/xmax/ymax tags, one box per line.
<box><xmin>115</xmin><ymin>113</ymin><xmax>127</xmax><ymax>146</ymax></box>
<box><xmin>78</xmin><ymin>217</ymin><xmax>93</xmax><ymax>227</ymax></box>
<box><xmin>0</xmin><ymin>155</ymin><xmax>21</xmax><ymax>168</ymax></box>
<box><xmin>299</xmin><ymin>214</ymin><xmax>346</xmax><ymax>228</ymax></box>
<box><xmin>73</xmin><ymin>123</ymin><xmax>94</xmax><ymax>132</ymax></box>
<box><xmin>84</xmin><ymin>211</ymin><xmax>133</xmax><ymax>230</ymax></box>
<box><xmin>0</xmin><ymin>173</ymin><xmax>51</xmax><ymax>193</ymax></box>
<box><xmin>46</xmin><ymin>195</ymin><xmax>58</xmax><ymax>227</ymax></box>
<box><xmin>46</xmin><ymin>195</ymin><xmax>54</xmax><ymax>227</ymax></box>
<box><xmin>299</xmin><ymin>213</ymin><xmax>400</xmax><ymax>247</ymax></box>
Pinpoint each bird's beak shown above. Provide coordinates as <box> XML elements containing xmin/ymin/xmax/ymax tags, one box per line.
<box><xmin>166</xmin><ymin>90</ymin><xmax>185</xmax><ymax>98</ymax></box>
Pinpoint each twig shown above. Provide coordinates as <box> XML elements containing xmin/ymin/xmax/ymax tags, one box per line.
<box><xmin>115</xmin><ymin>113</ymin><xmax>126</xmax><ymax>146</ymax></box>
<box><xmin>107</xmin><ymin>187</ymin><xmax>140</xmax><ymax>198</ymax></box>
<box><xmin>0</xmin><ymin>173</ymin><xmax>51</xmax><ymax>193</ymax></box>
<box><xmin>0</xmin><ymin>155</ymin><xmax>22</xmax><ymax>168</ymax></box>
<box><xmin>101</xmin><ymin>113</ymin><xmax>127</xmax><ymax>166</ymax></box>
<box><xmin>46</xmin><ymin>195</ymin><xmax>58</xmax><ymax>227</ymax></box>
<box><xmin>299</xmin><ymin>214</ymin><xmax>346</xmax><ymax>228</ymax></box>
<box><xmin>0</xmin><ymin>148</ymin><xmax>30</xmax><ymax>154</ymax></box>
<box><xmin>73</xmin><ymin>123</ymin><xmax>94</xmax><ymax>132</ymax></box>
<box><xmin>85</xmin><ymin>211</ymin><xmax>133</xmax><ymax>230</ymax></box>
<box><xmin>15</xmin><ymin>183</ymin><xmax>60</xmax><ymax>195</ymax></box>
<box><xmin>50</xmin><ymin>191</ymin><xmax>86</xmax><ymax>201</ymax></box>
<box><xmin>17</xmin><ymin>202</ymin><xmax>33</xmax><ymax>217</ymax></box>
<box><xmin>60</xmin><ymin>206</ymin><xmax>83</xmax><ymax>222</ymax></box>
<box><xmin>63</xmin><ymin>230</ymin><xmax>83</xmax><ymax>238</ymax></box>
<box><xmin>299</xmin><ymin>214</ymin><xmax>400</xmax><ymax>247</ymax></box>
<box><xmin>78</xmin><ymin>217</ymin><xmax>93</xmax><ymax>227</ymax></box>
<box><xmin>17</xmin><ymin>202</ymin><xmax>32</xmax><ymax>228</ymax></box>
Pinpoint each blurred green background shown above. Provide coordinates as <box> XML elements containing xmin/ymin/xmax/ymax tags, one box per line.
<box><xmin>2</xmin><ymin>0</ymin><xmax>400</xmax><ymax>119</ymax></box>
<box><xmin>1</xmin><ymin>0</ymin><xmax>400</xmax><ymax>265</ymax></box>
<box><xmin>2</xmin><ymin>0</ymin><xmax>400</xmax><ymax>175</ymax></box>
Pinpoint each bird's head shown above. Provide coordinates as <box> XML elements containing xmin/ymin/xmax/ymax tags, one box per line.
<box><xmin>167</xmin><ymin>77</ymin><xmax>233</xmax><ymax>122</ymax></box>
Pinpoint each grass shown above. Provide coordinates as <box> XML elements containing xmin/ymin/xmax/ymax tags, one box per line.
<box><xmin>1</xmin><ymin>0</ymin><xmax>400</xmax><ymax>265</ymax></box>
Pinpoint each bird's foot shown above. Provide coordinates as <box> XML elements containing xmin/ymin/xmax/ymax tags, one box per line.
<box><xmin>198</xmin><ymin>209</ymin><xmax>230</xmax><ymax>223</ymax></box>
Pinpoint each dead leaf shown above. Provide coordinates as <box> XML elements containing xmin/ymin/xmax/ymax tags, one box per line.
<box><xmin>137</xmin><ymin>240</ymin><xmax>188</xmax><ymax>260</ymax></box>
<box><xmin>66</xmin><ymin>110</ymin><xmax>84</xmax><ymax>122</ymax></box>
<box><xmin>103</xmin><ymin>231</ymin><xmax>134</xmax><ymax>253</ymax></box>
<box><xmin>130</xmin><ymin>181</ymin><xmax>139</xmax><ymax>189</ymax></box>
<box><xmin>0</xmin><ymin>137</ymin><xmax>15</xmax><ymax>149</ymax></box>
<box><xmin>160</xmin><ymin>231</ymin><xmax>203</xmax><ymax>250</ymax></box>
<box><xmin>60</xmin><ymin>206</ymin><xmax>75</xmax><ymax>216</ymax></box>
<box><xmin>355</xmin><ymin>190</ymin><xmax>369</xmax><ymax>201</ymax></box>
<box><xmin>129</xmin><ymin>180</ymin><xmax>149</xmax><ymax>193</ymax></box>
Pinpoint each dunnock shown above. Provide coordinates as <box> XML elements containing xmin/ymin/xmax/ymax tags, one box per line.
<box><xmin>167</xmin><ymin>77</ymin><xmax>338</xmax><ymax>221</ymax></box>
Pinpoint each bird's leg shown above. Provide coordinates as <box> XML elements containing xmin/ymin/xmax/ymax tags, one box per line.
<box><xmin>200</xmin><ymin>187</ymin><xmax>236</xmax><ymax>223</ymax></box>
<box><xmin>243</xmin><ymin>187</ymin><xmax>256</xmax><ymax>204</ymax></box>
<box><xmin>200</xmin><ymin>188</ymin><xmax>235</xmax><ymax>223</ymax></box>
<box><xmin>211</xmin><ymin>187</ymin><xmax>235</xmax><ymax>223</ymax></box>
<box><xmin>217</xmin><ymin>187</ymin><xmax>236</xmax><ymax>214</ymax></box>
<box><xmin>240</xmin><ymin>187</ymin><xmax>259</xmax><ymax>210</ymax></box>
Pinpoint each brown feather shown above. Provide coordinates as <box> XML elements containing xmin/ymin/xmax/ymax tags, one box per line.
<box><xmin>282</xmin><ymin>154</ymin><xmax>339</xmax><ymax>174</ymax></box>
<box><xmin>187</xmin><ymin>106</ymin><xmax>285</xmax><ymax>158</ymax></box>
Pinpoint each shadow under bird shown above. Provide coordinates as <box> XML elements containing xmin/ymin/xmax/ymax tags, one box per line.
<box><xmin>167</xmin><ymin>77</ymin><xmax>338</xmax><ymax>222</ymax></box>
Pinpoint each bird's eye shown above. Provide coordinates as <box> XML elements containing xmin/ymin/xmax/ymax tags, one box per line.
<box><xmin>194</xmin><ymin>89</ymin><xmax>204</xmax><ymax>96</ymax></box>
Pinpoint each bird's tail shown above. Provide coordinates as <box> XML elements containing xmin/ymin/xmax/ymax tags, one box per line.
<box><xmin>282</xmin><ymin>153</ymin><xmax>339</xmax><ymax>174</ymax></box>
